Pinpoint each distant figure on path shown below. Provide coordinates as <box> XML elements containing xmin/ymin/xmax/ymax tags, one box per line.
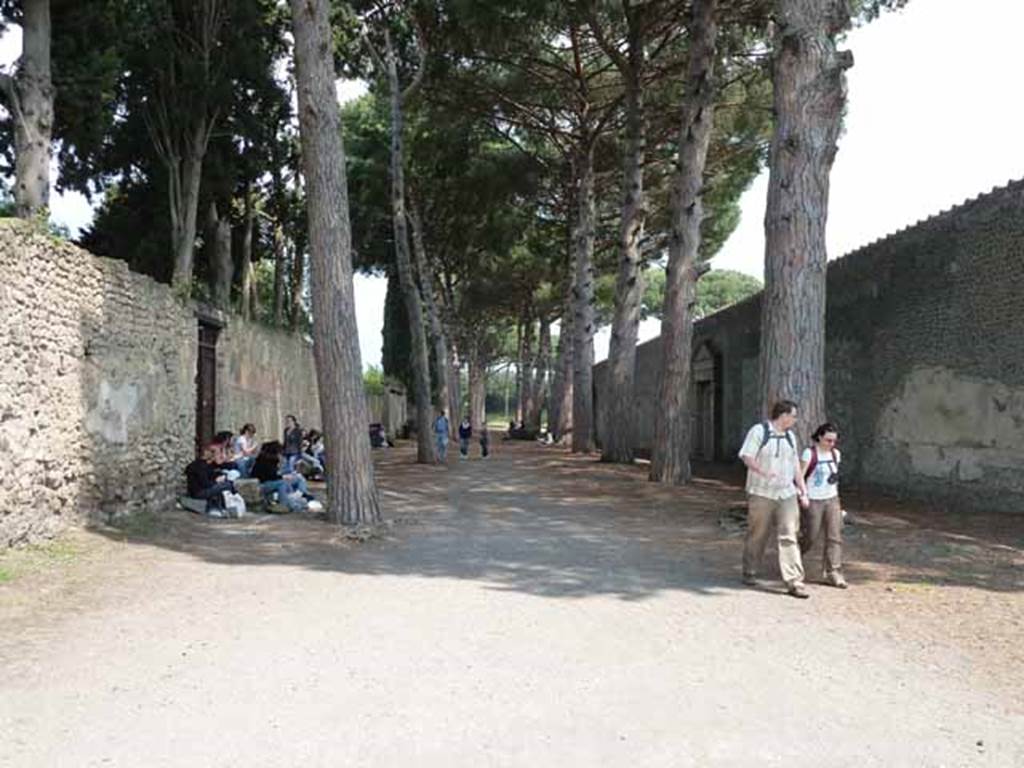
<box><xmin>738</xmin><ymin>400</ymin><xmax>812</xmax><ymax>599</ymax></box>
<box><xmin>799</xmin><ymin>423</ymin><xmax>848</xmax><ymax>589</ymax></box>
<box><xmin>458</xmin><ymin>415</ymin><xmax>472</xmax><ymax>459</ymax></box>
<box><xmin>434</xmin><ymin>409</ymin><xmax>450</xmax><ymax>464</ymax></box>
<box><xmin>479</xmin><ymin>425</ymin><xmax>490</xmax><ymax>458</ymax></box>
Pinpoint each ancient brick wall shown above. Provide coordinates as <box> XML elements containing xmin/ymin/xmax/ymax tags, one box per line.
<box><xmin>216</xmin><ymin>320</ymin><xmax>321</xmax><ymax>448</ymax></box>
<box><xmin>0</xmin><ymin>221</ymin><xmax>196</xmax><ymax>545</ymax></box>
<box><xmin>0</xmin><ymin>222</ymin><xmax>327</xmax><ymax>546</ymax></box>
<box><xmin>595</xmin><ymin>179</ymin><xmax>1024</xmax><ymax>512</ymax></box>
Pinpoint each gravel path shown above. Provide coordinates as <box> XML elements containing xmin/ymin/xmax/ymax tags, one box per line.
<box><xmin>2</xmin><ymin>443</ymin><xmax>1022</xmax><ymax>767</ymax></box>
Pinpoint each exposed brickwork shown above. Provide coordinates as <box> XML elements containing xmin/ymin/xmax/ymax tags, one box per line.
<box><xmin>0</xmin><ymin>222</ymin><xmax>326</xmax><ymax>546</ymax></box>
<box><xmin>596</xmin><ymin>179</ymin><xmax>1024</xmax><ymax>512</ymax></box>
<box><xmin>0</xmin><ymin>221</ymin><xmax>196</xmax><ymax>545</ymax></box>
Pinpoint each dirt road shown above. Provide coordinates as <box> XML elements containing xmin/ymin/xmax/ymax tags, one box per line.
<box><xmin>2</xmin><ymin>443</ymin><xmax>1022</xmax><ymax>766</ymax></box>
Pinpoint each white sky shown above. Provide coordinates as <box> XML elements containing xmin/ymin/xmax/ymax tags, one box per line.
<box><xmin>4</xmin><ymin>0</ymin><xmax>1023</xmax><ymax>369</ymax></box>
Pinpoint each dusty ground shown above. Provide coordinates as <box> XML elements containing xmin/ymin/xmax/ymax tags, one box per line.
<box><xmin>1</xmin><ymin>441</ymin><xmax>1022</xmax><ymax>767</ymax></box>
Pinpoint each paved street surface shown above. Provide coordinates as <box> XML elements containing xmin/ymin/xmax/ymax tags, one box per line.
<box><xmin>2</xmin><ymin>442</ymin><xmax>1022</xmax><ymax>767</ymax></box>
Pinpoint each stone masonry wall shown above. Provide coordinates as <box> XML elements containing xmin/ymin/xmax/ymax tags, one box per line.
<box><xmin>217</xmin><ymin>320</ymin><xmax>321</xmax><ymax>447</ymax></box>
<box><xmin>0</xmin><ymin>221</ymin><xmax>196</xmax><ymax>546</ymax></box>
<box><xmin>0</xmin><ymin>223</ymin><xmax>326</xmax><ymax>547</ymax></box>
<box><xmin>595</xmin><ymin>179</ymin><xmax>1024</xmax><ymax>512</ymax></box>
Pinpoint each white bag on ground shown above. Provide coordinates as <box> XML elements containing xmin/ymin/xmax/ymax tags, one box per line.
<box><xmin>222</xmin><ymin>491</ymin><xmax>247</xmax><ymax>519</ymax></box>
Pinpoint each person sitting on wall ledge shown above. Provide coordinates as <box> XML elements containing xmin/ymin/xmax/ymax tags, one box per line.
<box><xmin>252</xmin><ymin>440</ymin><xmax>323</xmax><ymax>513</ymax></box>
<box><xmin>232</xmin><ymin>423</ymin><xmax>259</xmax><ymax>478</ymax></box>
<box><xmin>184</xmin><ymin>446</ymin><xmax>236</xmax><ymax>516</ymax></box>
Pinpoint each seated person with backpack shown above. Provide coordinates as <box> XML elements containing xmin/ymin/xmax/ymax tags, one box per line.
<box><xmin>304</xmin><ymin>428</ymin><xmax>327</xmax><ymax>478</ymax></box>
<box><xmin>184</xmin><ymin>446</ymin><xmax>237</xmax><ymax>516</ymax></box>
<box><xmin>251</xmin><ymin>440</ymin><xmax>323</xmax><ymax>513</ymax></box>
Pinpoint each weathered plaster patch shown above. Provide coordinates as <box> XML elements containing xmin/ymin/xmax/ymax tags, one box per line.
<box><xmin>85</xmin><ymin>379</ymin><xmax>140</xmax><ymax>445</ymax></box>
<box><xmin>876</xmin><ymin>366</ymin><xmax>1024</xmax><ymax>481</ymax></box>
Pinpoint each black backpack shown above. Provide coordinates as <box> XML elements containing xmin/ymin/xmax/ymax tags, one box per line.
<box><xmin>757</xmin><ymin>422</ymin><xmax>795</xmax><ymax>455</ymax></box>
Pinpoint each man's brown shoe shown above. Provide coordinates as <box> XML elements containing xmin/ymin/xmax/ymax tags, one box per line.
<box><xmin>787</xmin><ymin>584</ymin><xmax>810</xmax><ymax>599</ymax></box>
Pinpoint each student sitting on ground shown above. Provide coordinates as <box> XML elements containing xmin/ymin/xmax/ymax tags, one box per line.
<box><xmin>232</xmin><ymin>423</ymin><xmax>259</xmax><ymax>477</ymax></box>
<box><xmin>210</xmin><ymin>431</ymin><xmax>240</xmax><ymax>474</ymax></box>
<box><xmin>184</xmin><ymin>446</ymin><xmax>236</xmax><ymax>515</ymax></box>
<box><xmin>304</xmin><ymin>429</ymin><xmax>326</xmax><ymax>476</ymax></box>
<box><xmin>251</xmin><ymin>440</ymin><xmax>323</xmax><ymax>513</ymax></box>
<box><xmin>283</xmin><ymin>415</ymin><xmax>324</xmax><ymax>476</ymax></box>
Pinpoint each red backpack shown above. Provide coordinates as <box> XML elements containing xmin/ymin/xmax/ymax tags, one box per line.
<box><xmin>804</xmin><ymin>447</ymin><xmax>838</xmax><ymax>480</ymax></box>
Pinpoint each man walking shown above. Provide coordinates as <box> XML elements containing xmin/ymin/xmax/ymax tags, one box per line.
<box><xmin>433</xmin><ymin>409</ymin><xmax>450</xmax><ymax>465</ymax></box>
<box><xmin>739</xmin><ymin>400</ymin><xmax>812</xmax><ymax>599</ymax></box>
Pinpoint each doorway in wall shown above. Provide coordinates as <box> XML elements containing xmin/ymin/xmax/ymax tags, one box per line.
<box><xmin>195</xmin><ymin>321</ymin><xmax>220</xmax><ymax>457</ymax></box>
<box><xmin>692</xmin><ymin>343</ymin><xmax>722</xmax><ymax>462</ymax></box>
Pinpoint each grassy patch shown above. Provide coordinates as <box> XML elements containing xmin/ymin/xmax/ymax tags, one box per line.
<box><xmin>0</xmin><ymin>537</ymin><xmax>84</xmax><ymax>586</ymax></box>
<box><xmin>107</xmin><ymin>510</ymin><xmax>166</xmax><ymax>539</ymax></box>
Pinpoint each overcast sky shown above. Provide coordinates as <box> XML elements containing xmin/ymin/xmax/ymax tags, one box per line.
<box><xmin>4</xmin><ymin>0</ymin><xmax>1022</xmax><ymax>369</ymax></box>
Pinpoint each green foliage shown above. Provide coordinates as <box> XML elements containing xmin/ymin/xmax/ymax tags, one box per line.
<box><xmin>616</xmin><ymin>267</ymin><xmax>761</xmax><ymax>324</ymax></box>
<box><xmin>363</xmin><ymin>365</ymin><xmax>386</xmax><ymax>396</ymax></box>
<box><xmin>381</xmin><ymin>270</ymin><xmax>414</xmax><ymax>390</ymax></box>
<box><xmin>695</xmin><ymin>269</ymin><xmax>762</xmax><ymax>318</ymax></box>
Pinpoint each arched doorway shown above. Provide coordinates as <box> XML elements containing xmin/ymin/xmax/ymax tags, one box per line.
<box><xmin>692</xmin><ymin>343</ymin><xmax>722</xmax><ymax>462</ymax></box>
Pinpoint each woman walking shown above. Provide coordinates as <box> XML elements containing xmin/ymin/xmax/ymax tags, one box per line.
<box><xmin>799</xmin><ymin>423</ymin><xmax>848</xmax><ymax>588</ymax></box>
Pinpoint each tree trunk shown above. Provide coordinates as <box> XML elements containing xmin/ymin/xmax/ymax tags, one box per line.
<box><xmin>519</xmin><ymin>314</ymin><xmax>536</xmax><ymax>427</ymax></box>
<box><xmin>272</xmin><ymin>166</ymin><xmax>287</xmax><ymax>325</ymax></box>
<box><xmin>170</xmin><ymin>146</ymin><xmax>205</xmax><ymax>294</ymax></box>
<box><xmin>602</xmin><ymin>42</ymin><xmax>647</xmax><ymax>464</ymax></box>
<box><xmin>650</xmin><ymin>0</ymin><xmax>719</xmax><ymax>485</ymax></box>
<box><xmin>446</xmin><ymin>343</ymin><xmax>462</xmax><ymax>435</ymax></box>
<box><xmin>469</xmin><ymin>347</ymin><xmax>486</xmax><ymax>433</ymax></box>
<box><xmin>209</xmin><ymin>202</ymin><xmax>233</xmax><ymax>310</ymax></box>
<box><xmin>385</xmin><ymin>32</ymin><xmax>434</xmax><ymax>463</ymax></box>
<box><xmin>549</xmin><ymin>233</ymin><xmax>575</xmax><ymax>443</ymax></box>
<box><xmin>525</xmin><ymin>318</ymin><xmax>550</xmax><ymax>432</ymax></box>
<box><xmin>549</xmin><ymin>308</ymin><xmax>574</xmax><ymax>442</ymax></box>
<box><xmin>290</xmin><ymin>234</ymin><xmax>305</xmax><ymax>327</ymax></box>
<box><xmin>571</xmin><ymin>146</ymin><xmax>597</xmax><ymax>453</ymax></box>
<box><xmin>273</xmin><ymin>226</ymin><xmax>286</xmax><ymax>325</ymax></box>
<box><xmin>513</xmin><ymin>319</ymin><xmax>525</xmax><ymax>424</ymax></box>
<box><xmin>239</xmin><ymin>186</ymin><xmax>256</xmax><ymax>319</ymax></box>
<box><xmin>3</xmin><ymin>0</ymin><xmax>53</xmax><ymax>219</ymax></box>
<box><xmin>409</xmin><ymin>201</ymin><xmax>451</xmax><ymax>431</ymax></box>
<box><xmin>759</xmin><ymin>0</ymin><xmax>852</xmax><ymax>442</ymax></box>
<box><xmin>289</xmin><ymin>0</ymin><xmax>380</xmax><ymax>525</ymax></box>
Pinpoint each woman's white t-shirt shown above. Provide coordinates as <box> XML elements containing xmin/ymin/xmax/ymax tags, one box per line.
<box><xmin>802</xmin><ymin>447</ymin><xmax>840</xmax><ymax>500</ymax></box>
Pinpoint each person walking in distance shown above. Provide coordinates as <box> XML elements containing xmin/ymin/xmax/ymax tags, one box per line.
<box><xmin>799</xmin><ymin>423</ymin><xmax>848</xmax><ymax>588</ymax></box>
<box><xmin>458</xmin><ymin>414</ymin><xmax>472</xmax><ymax>459</ymax></box>
<box><xmin>739</xmin><ymin>400</ymin><xmax>812</xmax><ymax>599</ymax></box>
<box><xmin>479</xmin><ymin>424</ymin><xmax>490</xmax><ymax>458</ymax></box>
<box><xmin>433</xmin><ymin>409</ymin><xmax>450</xmax><ymax>465</ymax></box>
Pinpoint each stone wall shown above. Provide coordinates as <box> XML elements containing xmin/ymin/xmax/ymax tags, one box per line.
<box><xmin>0</xmin><ymin>221</ymin><xmax>196</xmax><ymax>546</ymax></box>
<box><xmin>0</xmin><ymin>222</ymin><xmax>330</xmax><ymax>547</ymax></box>
<box><xmin>217</xmin><ymin>320</ymin><xmax>321</xmax><ymax>446</ymax></box>
<box><xmin>595</xmin><ymin>179</ymin><xmax>1024</xmax><ymax>512</ymax></box>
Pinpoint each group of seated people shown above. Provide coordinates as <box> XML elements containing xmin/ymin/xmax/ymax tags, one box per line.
<box><xmin>184</xmin><ymin>417</ymin><xmax>328</xmax><ymax>516</ymax></box>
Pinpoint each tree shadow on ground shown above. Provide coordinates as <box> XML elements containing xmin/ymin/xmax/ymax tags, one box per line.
<box><xmin>89</xmin><ymin>442</ymin><xmax>1024</xmax><ymax>601</ymax></box>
